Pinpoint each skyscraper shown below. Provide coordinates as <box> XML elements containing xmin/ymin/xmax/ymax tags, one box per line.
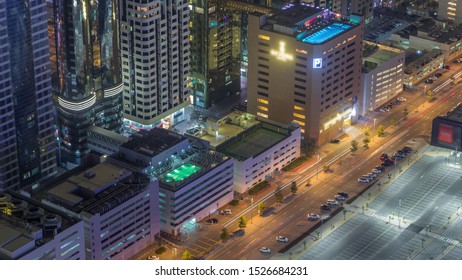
<box><xmin>0</xmin><ymin>0</ymin><xmax>57</xmax><ymax>191</ymax></box>
<box><xmin>120</xmin><ymin>0</ymin><xmax>191</xmax><ymax>131</ymax></box>
<box><xmin>189</xmin><ymin>0</ymin><xmax>242</xmax><ymax>108</ymax></box>
<box><xmin>48</xmin><ymin>0</ymin><xmax>123</xmax><ymax>169</ymax></box>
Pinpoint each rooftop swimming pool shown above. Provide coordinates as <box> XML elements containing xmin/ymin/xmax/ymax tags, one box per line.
<box><xmin>302</xmin><ymin>22</ymin><xmax>352</xmax><ymax>44</ymax></box>
<box><xmin>164</xmin><ymin>163</ymin><xmax>201</xmax><ymax>183</ymax></box>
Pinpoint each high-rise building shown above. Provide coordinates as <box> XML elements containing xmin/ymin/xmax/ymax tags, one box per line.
<box><xmin>439</xmin><ymin>0</ymin><xmax>462</xmax><ymax>23</ymax></box>
<box><xmin>120</xmin><ymin>0</ymin><xmax>191</xmax><ymax>132</ymax></box>
<box><xmin>48</xmin><ymin>0</ymin><xmax>123</xmax><ymax>169</ymax></box>
<box><xmin>189</xmin><ymin>0</ymin><xmax>242</xmax><ymax>108</ymax></box>
<box><xmin>301</xmin><ymin>0</ymin><xmax>373</xmax><ymax>24</ymax></box>
<box><xmin>247</xmin><ymin>4</ymin><xmax>363</xmax><ymax>145</ymax></box>
<box><xmin>0</xmin><ymin>0</ymin><xmax>57</xmax><ymax>191</ymax></box>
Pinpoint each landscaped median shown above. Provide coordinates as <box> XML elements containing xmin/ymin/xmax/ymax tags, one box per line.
<box><xmin>282</xmin><ymin>156</ymin><xmax>308</xmax><ymax>171</ymax></box>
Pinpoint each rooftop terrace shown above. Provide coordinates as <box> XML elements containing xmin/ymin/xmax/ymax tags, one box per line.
<box><xmin>121</xmin><ymin>128</ymin><xmax>185</xmax><ymax>157</ymax></box>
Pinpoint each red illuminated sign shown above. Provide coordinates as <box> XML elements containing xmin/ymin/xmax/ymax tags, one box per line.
<box><xmin>438</xmin><ymin>123</ymin><xmax>454</xmax><ymax>144</ymax></box>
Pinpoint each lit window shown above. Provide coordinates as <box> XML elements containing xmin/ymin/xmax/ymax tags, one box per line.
<box><xmin>294</xmin><ymin>105</ymin><xmax>304</xmax><ymax>111</ymax></box>
<box><xmin>448</xmin><ymin>12</ymin><xmax>456</xmax><ymax>16</ymax></box>
<box><xmin>258</xmin><ymin>105</ymin><xmax>268</xmax><ymax>111</ymax></box>
<box><xmin>257</xmin><ymin>112</ymin><xmax>268</xmax><ymax>118</ymax></box>
<box><xmin>293</xmin><ymin>113</ymin><xmax>305</xmax><ymax>119</ymax></box>
<box><xmin>258</xmin><ymin>34</ymin><xmax>270</xmax><ymax>41</ymax></box>
<box><xmin>293</xmin><ymin>120</ymin><xmax>305</xmax><ymax>126</ymax></box>
<box><xmin>301</xmin><ymin>129</ymin><xmax>305</xmax><ymax>133</ymax></box>
<box><xmin>257</xmin><ymin>98</ymin><xmax>269</xmax><ymax>104</ymax></box>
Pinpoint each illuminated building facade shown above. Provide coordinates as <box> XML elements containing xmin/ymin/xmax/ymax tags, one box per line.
<box><xmin>0</xmin><ymin>0</ymin><xmax>57</xmax><ymax>191</ymax></box>
<box><xmin>189</xmin><ymin>0</ymin><xmax>242</xmax><ymax>108</ymax></box>
<box><xmin>360</xmin><ymin>43</ymin><xmax>404</xmax><ymax>115</ymax></box>
<box><xmin>247</xmin><ymin>4</ymin><xmax>363</xmax><ymax>146</ymax></box>
<box><xmin>48</xmin><ymin>0</ymin><xmax>123</xmax><ymax>169</ymax></box>
<box><xmin>120</xmin><ymin>0</ymin><xmax>191</xmax><ymax>132</ymax></box>
<box><xmin>439</xmin><ymin>0</ymin><xmax>462</xmax><ymax>23</ymax></box>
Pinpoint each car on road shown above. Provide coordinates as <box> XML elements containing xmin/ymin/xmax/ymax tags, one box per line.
<box><xmin>147</xmin><ymin>255</ymin><xmax>159</xmax><ymax>260</ymax></box>
<box><xmin>327</xmin><ymin>199</ymin><xmax>339</xmax><ymax>206</ymax></box>
<box><xmin>338</xmin><ymin>192</ymin><xmax>349</xmax><ymax>198</ymax></box>
<box><xmin>206</xmin><ymin>218</ymin><xmax>218</xmax><ymax>224</ymax></box>
<box><xmin>379</xmin><ymin>108</ymin><xmax>389</xmax><ymax>113</ymax></box>
<box><xmin>320</xmin><ymin>204</ymin><xmax>331</xmax><ymax>211</ymax></box>
<box><xmin>276</xmin><ymin>236</ymin><xmax>289</xmax><ymax>243</ymax></box>
<box><xmin>425</xmin><ymin>79</ymin><xmax>433</xmax><ymax>84</ymax></box>
<box><xmin>435</xmin><ymin>72</ymin><xmax>443</xmax><ymax>77</ymax></box>
<box><xmin>443</xmin><ymin>65</ymin><xmax>451</xmax><ymax>69</ymax></box>
<box><xmin>397</xmin><ymin>97</ymin><xmax>406</xmax><ymax>102</ymax></box>
<box><xmin>358</xmin><ymin>177</ymin><xmax>371</xmax><ymax>183</ymax></box>
<box><xmin>260</xmin><ymin>247</ymin><xmax>271</xmax><ymax>254</ymax></box>
<box><xmin>307</xmin><ymin>213</ymin><xmax>320</xmax><ymax>220</ymax></box>
<box><xmin>330</xmin><ymin>139</ymin><xmax>340</xmax><ymax>144</ymax></box>
<box><xmin>335</xmin><ymin>194</ymin><xmax>346</xmax><ymax>201</ymax></box>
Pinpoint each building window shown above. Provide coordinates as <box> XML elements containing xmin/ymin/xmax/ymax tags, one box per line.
<box><xmin>257</xmin><ymin>112</ymin><xmax>268</xmax><ymax>118</ymax></box>
<box><xmin>257</xmin><ymin>98</ymin><xmax>269</xmax><ymax>104</ymax></box>
<box><xmin>293</xmin><ymin>113</ymin><xmax>305</xmax><ymax>119</ymax></box>
<box><xmin>258</xmin><ymin>105</ymin><xmax>268</xmax><ymax>111</ymax></box>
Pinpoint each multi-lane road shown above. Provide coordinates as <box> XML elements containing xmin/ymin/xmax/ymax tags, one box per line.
<box><xmin>203</xmin><ymin>67</ymin><xmax>462</xmax><ymax>260</ymax></box>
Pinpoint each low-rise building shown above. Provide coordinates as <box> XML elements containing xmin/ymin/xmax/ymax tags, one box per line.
<box><xmin>27</xmin><ymin>161</ymin><xmax>159</xmax><ymax>260</ymax></box>
<box><xmin>87</xmin><ymin>125</ymin><xmax>129</xmax><ymax>156</ymax></box>
<box><xmin>113</xmin><ymin>128</ymin><xmax>234</xmax><ymax>236</ymax></box>
<box><xmin>403</xmin><ymin>48</ymin><xmax>444</xmax><ymax>87</ymax></box>
<box><xmin>360</xmin><ymin>43</ymin><xmax>405</xmax><ymax>115</ymax></box>
<box><xmin>0</xmin><ymin>192</ymin><xmax>85</xmax><ymax>260</ymax></box>
<box><xmin>431</xmin><ymin>102</ymin><xmax>462</xmax><ymax>151</ymax></box>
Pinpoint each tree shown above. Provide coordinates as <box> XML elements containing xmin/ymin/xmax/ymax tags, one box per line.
<box><xmin>403</xmin><ymin>106</ymin><xmax>408</xmax><ymax>118</ymax></box>
<box><xmin>274</xmin><ymin>186</ymin><xmax>284</xmax><ymax>203</ymax></box>
<box><xmin>425</xmin><ymin>90</ymin><xmax>434</xmax><ymax>102</ymax></box>
<box><xmin>258</xmin><ymin>202</ymin><xmax>266</xmax><ymax>216</ymax></box>
<box><xmin>220</xmin><ymin>228</ymin><xmax>230</xmax><ymax>242</ymax></box>
<box><xmin>377</xmin><ymin>125</ymin><xmax>385</xmax><ymax>137</ymax></box>
<box><xmin>291</xmin><ymin>181</ymin><xmax>299</xmax><ymax>194</ymax></box>
<box><xmin>350</xmin><ymin>140</ymin><xmax>358</xmax><ymax>152</ymax></box>
<box><xmin>303</xmin><ymin>138</ymin><xmax>317</xmax><ymax>157</ymax></box>
<box><xmin>391</xmin><ymin>116</ymin><xmax>397</xmax><ymax>127</ymax></box>
<box><xmin>238</xmin><ymin>216</ymin><xmax>247</xmax><ymax>228</ymax></box>
<box><xmin>364</xmin><ymin>129</ymin><xmax>370</xmax><ymax>138</ymax></box>
<box><xmin>363</xmin><ymin>137</ymin><xmax>370</xmax><ymax>148</ymax></box>
<box><xmin>323</xmin><ymin>164</ymin><xmax>330</xmax><ymax>173</ymax></box>
<box><xmin>182</xmin><ymin>250</ymin><xmax>192</xmax><ymax>260</ymax></box>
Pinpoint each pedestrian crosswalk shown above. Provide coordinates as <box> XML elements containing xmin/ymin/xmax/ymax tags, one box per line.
<box><xmin>427</xmin><ymin>232</ymin><xmax>460</xmax><ymax>246</ymax></box>
<box><xmin>370</xmin><ymin>213</ymin><xmax>388</xmax><ymax>222</ymax></box>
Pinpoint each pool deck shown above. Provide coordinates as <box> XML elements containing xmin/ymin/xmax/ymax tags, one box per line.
<box><xmin>302</xmin><ymin>22</ymin><xmax>352</xmax><ymax>44</ymax></box>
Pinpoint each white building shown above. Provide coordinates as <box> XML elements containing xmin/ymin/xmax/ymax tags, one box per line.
<box><xmin>0</xmin><ymin>192</ymin><xmax>85</xmax><ymax>260</ymax></box>
<box><xmin>32</xmin><ymin>161</ymin><xmax>160</xmax><ymax>260</ymax></box>
<box><xmin>217</xmin><ymin>120</ymin><xmax>301</xmax><ymax>194</ymax></box>
<box><xmin>359</xmin><ymin>43</ymin><xmax>405</xmax><ymax>115</ymax></box>
<box><xmin>120</xmin><ymin>0</ymin><xmax>191</xmax><ymax>131</ymax></box>
<box><xmin>114</xmin><ymin>128</ymin><xmax>234</xmax><ymax>236</ymax></box>
<box><xmin>438</xmin><ymin>0</ymin><xmax>462</xmax><ymax>23</ymax></box>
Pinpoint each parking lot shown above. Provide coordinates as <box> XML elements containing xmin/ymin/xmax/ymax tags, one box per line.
<box><xmin>298</xmin><ymin>147</ymin><xmax>462</xmax><ymax>260</ymax></box>
<box><xmin>365</xmin><ymin>15</ymin><xmax>411</xmax><ymax>42</ymax></box>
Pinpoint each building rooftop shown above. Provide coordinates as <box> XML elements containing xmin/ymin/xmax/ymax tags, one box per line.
<box><xmin>31</xmin><ymin>162</ymin><xmax>151</xmax><ymax>216</ymax></box>
<box><xmin>217</xmin><ymin>122</ymin><xmax>294</xmax><ymax>160</ymax></box>
<box><xmin>404</xmin><ymin>48</ymin><xmax>443</xmax><ymax>74</ymax></box>
<box><xmin>0</xmin><ymin>192</ymin><xmax>80</xmax><ymax>259</ymax></box>
<box><xmin>88</xmin><ymin>125</ymin><xmax>129</xmax><ymax>143</ymax></box>
<box><xmin>121</xmin><ymin>128</ymin><xmax>186</xmax><ymax>157</ymax></box>
<box><xmin>362</xmin><ymin>43</ymin><xmax>403</xmax><ymax>73</ymax></box>
<box><xmin>395</xmin><ymin>18</ymin><xmax>462</xmax><ymax>45</ymax></box>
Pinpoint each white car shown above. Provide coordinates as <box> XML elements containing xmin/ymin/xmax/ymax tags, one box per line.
<box><xmin>335</xmin><ymin>195</ymin><xmax>346</xmax><ymax>201</ymax></box>
<box><xmin>367</xmin><ymin>172</ymin><xmax>377</xmax><ymax>179</ymax></box>
<box><xmin>276</xmin><ymin>236</ymin><xmax>289</xmax><ymax>243</ymax></box>
<box><xmin>397</xmin><ymin>97</ymin><xmax>406</xmax><ymax>102</ymax></box>
<box><xmin>147</xmin><ymin>255</ymin><xmax>159</xmax><ymax>260</ymax></box>
<box><xmin>372</xmin><ymin>168</ymin><xmax>383</xmax><ymax>174</ymax></box>
<box><xmin>327</xmin><ymin>199</ymin><xmax>339</xmax><ymax>206</ymax></box>
<box><xmin>307</xmin><ymin>213</ymin><xmax>320</xmax><ymax>220</ymax></box>
<box><xmin>260</xmin><ymin>247</ymin><xmax>271</xmax><ymax>254</ymax></box>
<box><xmin>358</xmin><ymin>177</ymin><xmax>371</xmax><ymax>183</ymax></box>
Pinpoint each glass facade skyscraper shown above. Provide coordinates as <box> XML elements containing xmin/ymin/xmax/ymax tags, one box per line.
<box><xmin>0</xmin><ymin>0</ymin><xmax>57</xmax><ymax>191</ymax></box>
<box><xmin>48</xmin><ymin>0</ymin><xmax>123</xmax><ymax>169</ymax></box>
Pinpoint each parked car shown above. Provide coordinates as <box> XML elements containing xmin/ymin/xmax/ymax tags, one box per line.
<box><xmin>307</xmin><ymin>213</ymin><xmax>320</xmax><ymax>220</ymax></box>
<box><xmin>402</xmin><ymin>146</ymin><xmax>412</xmax><ymax>153</ymax></box>
<box><xmin>382</xmin><ymin>159</ymin><xmax>394</xmax><ymax>166</ymax></box>
<box><xmin>320</xmin><ymin>204</ymin><xmax>331</xmax><ymax>211</ymax></box>
<box><xmin>366</xmin><ymin>172</ymin><xmax>377</xmax><ymax>180</ymax></box>
<box><xmin>327</xmin><ymin>199</ymin><xmax>339</xmax><ymax>206</ymax></box>
<box><xmin>338</xmin><ymin>192</ymin><xmax>349</xmax><ymax>198</ymax></box>
<box><xmin>358</xmin><ymin>177</ymin><xmax>371</xmax><ymax>183</ymax></box>
<box><xmin>425</xmin><ymin>79</ymin><xmax>433</xmax><ymax>84</ymax></box>
<box><xmin>260</xmin><ymin>247</ymin><xmax>271</xmax><ymax>254</ymax></box>
<box><xmin>380</xmin><ymin>154</ymin><xmax>389</xmax><ymax>161</ymax></box>
<box><xmin>219</xmin><ymin>209</ymin><xmax>232</xmax><ymax>215</ymax></box>
<box><xmin>397</xmin><ymin>97</ymin><xmax>406</xmax><ymax>102</ymax></box>
<box><xmin>330</xmin><ymin>139</ymin><xmax>340</xmax><ymax>144</ymax></box>
<box><xmin>335</xmin><ymin>194</ymin><xmax>346</xmax><ymax>201</ymax></box>
<box><xmin>276</xmin><ymin>236</ymin><xmax>289</xmax><ymax>243</ymax></box>
<box><xmin>147</xmin><ymin>255</ymin><xmax>159</xmax><ymax>260</ymax></box>
<box><xmin>206</xmin><ymin>218</ymin><xmax>219</xmax><ymax>224</ymax></box>
<box><xmin>372</xmin><ymin>168</ymin><xmax>383</xmax><ymax>174</ymax></box>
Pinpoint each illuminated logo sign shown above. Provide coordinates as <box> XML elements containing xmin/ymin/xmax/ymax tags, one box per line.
<box><xmin>313</xmin><ymin>58</ymin><xmax>322</xmax><ymax>68</ymax></box>
<box><xmin>271</xmin><ymin>42</ymin><xmax>293</xmax><ymax>61</ymax></box>
<box><xmin>438</xmin><ymin>123</ymin><xmax>454</xmax><ymax>144</ymax></box>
